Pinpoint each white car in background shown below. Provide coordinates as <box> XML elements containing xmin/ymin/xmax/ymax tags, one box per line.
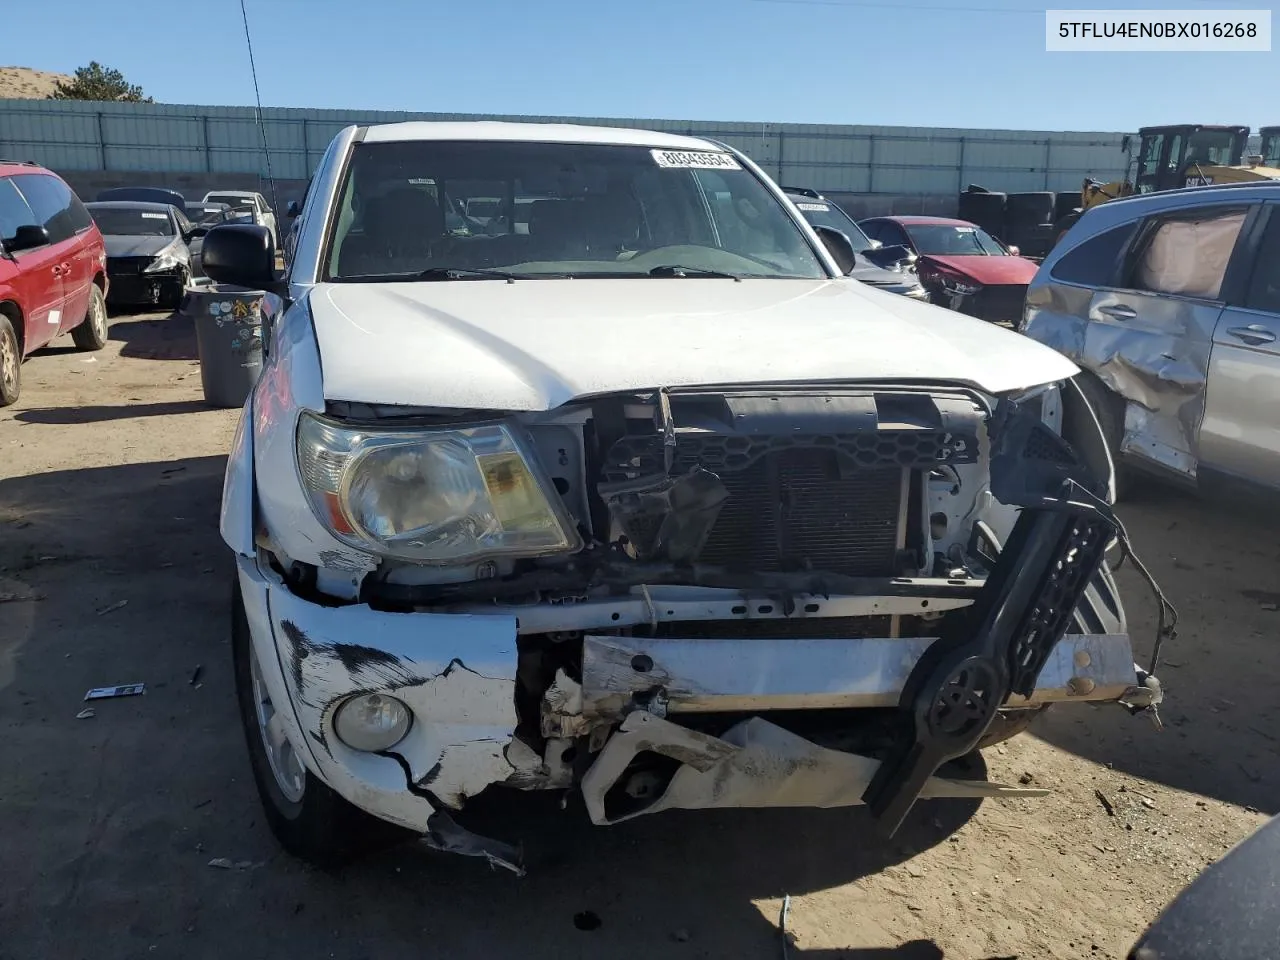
<box><xmin>198</xmin><ymin>121</ymin><xmax>1166</xmax><ymax>873</ymax></box>
<box><xmin>202</xmin><ymin>190</ymin><xmax>278</xmax><ymax>251</ymax></box>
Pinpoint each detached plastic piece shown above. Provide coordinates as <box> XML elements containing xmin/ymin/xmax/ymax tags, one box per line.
<box><xmin>861</xmin><ymin>399</ymin><xmax>1116</xmax><ymax>834</ymax></box>
<box><xmin>84</xmin><ymin>683</ymin><xmax>146</xmax><ymax>701</ymax></box>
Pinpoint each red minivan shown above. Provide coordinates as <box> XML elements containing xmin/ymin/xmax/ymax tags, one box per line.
<box><xmin>0</xmin><ymin>161</ymin><xmax>110</xmax><ymax>407</ymax></box>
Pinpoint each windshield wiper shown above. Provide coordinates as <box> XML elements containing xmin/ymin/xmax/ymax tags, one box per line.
<box><xmin>415</xmin><ymin>267</ymin><xmax>523</xmax><ymax>281</ymax></box>
<box><xmin>647</xmin><ymin>265</ymin><xmax>743</xmax><ymax>281</ymax></box>
<box><xmin>337</xmin><ymin>267</ymin><xmax>528</xmax><ymax>283</ymax></box>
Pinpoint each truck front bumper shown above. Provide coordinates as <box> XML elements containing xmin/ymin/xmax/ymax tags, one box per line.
<box><xmin>237</xmin><ymin>557</ymin><xmax>1142</xmax><ymax>836</ymax></box>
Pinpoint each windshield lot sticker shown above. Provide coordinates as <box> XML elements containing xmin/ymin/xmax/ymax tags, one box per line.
<box><xmin>796</xmin><ymin>202</ymin><xmax>830</xmax><ymax>211</ymax></box>
<box><xmin>651</xmin><ymin>149</ymin><xmax>742</xmax><ymax>170</ymax></box>
<box><xmin>141</xmin><ymin>212</ymin><xmax>168</xmax><ymax>219</ymax></box>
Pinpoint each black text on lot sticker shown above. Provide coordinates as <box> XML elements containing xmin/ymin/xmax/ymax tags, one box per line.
<box><xmin>651</xmin><ymin>149</ymin><xmax>742</xmax><ymax>170</ymax></box>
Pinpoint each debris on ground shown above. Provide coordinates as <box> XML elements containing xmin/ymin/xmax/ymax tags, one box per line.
<box><xmin>96</xmin><ymin>600</ymin><xmax>128</xmax><ymax>616</ymax></box>
<box><xmin>1019</xmin><ymin>771</ymin><xmax>1035</xmax><ymax>785</ymax></box>
<box><xmin>75</xmin><ymin>708</ymin><xmax>95</xmax><ymax>720</ymax></box>
<box><xmin>1094</xmin><ymin>789</ymin><xmax>1116</xmax><ymax>816</ymax></box>
<box><xmin>207</xmin><ymin>858</ymin><xmax>260</xmax><ymax>871</ymax></box>
<box><xmin>670</xmin><ymin>928</ymin><xmax>690</xmax><ymax>942</ymax></box>
<box><xmin>189</xmin><ymin>665</ymin><xmax>203</xmax><ymax>686</ymax></box>
<box><xmin>84</xmin><ymin>683</ymin><xmax>145</xmax><ymax>701</ymax></box>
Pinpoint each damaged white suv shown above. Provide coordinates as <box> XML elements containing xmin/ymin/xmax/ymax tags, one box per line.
<box><xmin>203</xmin><ymin>121</ymin><xmax>1170</xmax><ymax>871</ymax></box>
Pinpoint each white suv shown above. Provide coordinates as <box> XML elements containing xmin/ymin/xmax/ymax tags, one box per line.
<box><xmin>200</xmin><ymin>121</ymin><xmax>1166</xmax><ymax>871</ymax></box>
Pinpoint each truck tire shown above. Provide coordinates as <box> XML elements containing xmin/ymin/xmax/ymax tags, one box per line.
<box><xmin>1054</xmin><ymin>192</ymin><xmax>1082</xmax><ymax>224</ymax></box>
<box><xmin>1052</xmin><ymin>211</ymin><xmax>1084</xmax><ymax>249</ymax></box>
<box><xmin>1005</xmin><ymin>191</ymin><xmax>1056</xmax><ymax>226</ymax></box>
<box><xmin>958</xmin><ymin>190</ymin><xmax>1006</xmax><ymax>236</ymax></box>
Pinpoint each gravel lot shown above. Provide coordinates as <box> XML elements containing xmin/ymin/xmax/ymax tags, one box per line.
<box><xmin>1</xmin><ymin>310</ymin><xmax>1275</xmax><ymax>960</ymax></box>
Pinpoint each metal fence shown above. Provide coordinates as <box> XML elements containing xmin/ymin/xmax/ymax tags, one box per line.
<box><xmin>0</xmin><ymin>98</ymin><xmax>1137</xmax><ymax>195</ymax></box>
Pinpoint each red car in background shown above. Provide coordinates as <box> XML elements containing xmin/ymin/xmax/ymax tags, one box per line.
<box><xmin>0</xmin><ymin>160</ymin><xmax>109</xmax><ymax>407</ymax></box>
<box><xmin>857</xmin><ymin>215</ymin><xmax>1039</xmax><ymax>326</ymax></box>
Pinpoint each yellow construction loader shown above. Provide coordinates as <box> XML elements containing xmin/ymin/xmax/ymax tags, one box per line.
<box><xmin>1053</xmin><ymin>124</ymin><xmax>1280</xmax><ymax>244</ymax></box>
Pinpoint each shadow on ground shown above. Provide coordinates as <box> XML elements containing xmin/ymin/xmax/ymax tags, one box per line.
<box><xmin>13</xmin><ymin>400</ymin><xmax>213</xmax><ymax>425</ymax></box>
<box><xmin>107</xmin><ymin>309</ymin><xmax>198</xmax><ymax>361</ymax></box>
<box><xmin>1032</xmin><ymin>477</ymin><xmax>1280</xmax><ymax>815</ymax></box>
<box><xmin>0</xmin><ymin>457</ymin><xmax>989</xmax><ymax>959</ymax></box>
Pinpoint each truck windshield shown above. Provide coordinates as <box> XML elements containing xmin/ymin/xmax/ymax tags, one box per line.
<box><xmin>324</xmin><ymin>140</ymin><xmax>828</xmax><ymax>281</ymax></box>
<box><xmin>906</xmin><ymin>223</ymin><xmax>1007</xmax><ymax>256</ymax></box>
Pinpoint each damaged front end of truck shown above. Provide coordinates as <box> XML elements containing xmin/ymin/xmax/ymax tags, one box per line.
<box><xmin>230</xmin><ymin>374</ymin><xmax>1172</xmax><ymax>872</ymax></box>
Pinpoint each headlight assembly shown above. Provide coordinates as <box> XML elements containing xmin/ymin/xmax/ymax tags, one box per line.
<box><xmin>295</xmin><ymin>412</ymin><xmax>581</xmax><ymax>564</ymax></box>
<box><xmin>940</xmin><ymin>275</ymin><xmax>982</xmax><ymax>296</ymax></box>
<box><xmin>144</xmin><ymin>250</ymin><xmax>183</xmax><ymax>273</ymax></box>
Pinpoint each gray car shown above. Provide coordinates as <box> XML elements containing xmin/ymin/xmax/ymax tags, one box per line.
<box><xmin>783</xmin><ymin>189</ymin><xmax>928</xmax><ymax>300</ymax></box>
<box><xmin>1020</xmin><ymin>180</ymin><xmax>1280</xmax><ymax>497</ymax></box>
<box><xmin>85</xmin><ymin>201</ymin><xmax>197</xmax><ymax>309</ymax></box>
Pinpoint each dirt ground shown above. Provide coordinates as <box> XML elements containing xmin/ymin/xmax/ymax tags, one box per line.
<box><xmin>1</xmin><ymin>310</ymin><xmax>1276</xmax><ymax>960</ymax></box>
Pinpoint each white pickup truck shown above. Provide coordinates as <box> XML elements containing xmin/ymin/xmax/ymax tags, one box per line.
<box><xmin>199</xmin><ymin>120</ymin><xmax>1168</xmax><ymax>872</ymax></box>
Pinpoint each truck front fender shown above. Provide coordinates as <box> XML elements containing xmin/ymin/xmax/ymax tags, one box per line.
<box><xmin>220</xmin><ymin>392</ymin><xmax>256</xmax><ymax>557</ymax></box>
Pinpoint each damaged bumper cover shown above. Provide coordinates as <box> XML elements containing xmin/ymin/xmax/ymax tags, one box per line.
<box><xmin>239</xmin><ymin>557</ymin><xmax>521</xmax><ymax>835</ymax></box>
<box><xmin>240</xmin><ymin>551</ymin><xmax>1145</xmax><ymax>839</ymax></box>
<box><xmin>581</xmin><ymin>712</ymin><xmax>1048</xmax><ymax>826</ymax></box>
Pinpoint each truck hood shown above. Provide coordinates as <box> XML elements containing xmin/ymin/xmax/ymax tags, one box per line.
<box><xmin>309</xmin><ymin>277</ymin><xmax>1077</xmax><ymax>410</ymax></box>
<box><xmin>102</xmin><ymin>235</ymin><xmax>180</xmax><ymax>259</ymax></box>
<box><xmin>922</xmin><ymin>254</ymin><xmax>1039</xmax><ymax>286</ymax></box>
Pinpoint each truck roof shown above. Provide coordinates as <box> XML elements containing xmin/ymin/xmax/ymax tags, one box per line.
<box><xmin>359</xmin><ymin>120</ymin><xmax>725</xmax><ymax>153</ymax></box>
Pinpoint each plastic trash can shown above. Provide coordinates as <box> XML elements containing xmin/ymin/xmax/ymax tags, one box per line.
<box><xmin>189</xmin><ymin>285</ymin><xmax>268</xmax><ymax>408</ymax></box>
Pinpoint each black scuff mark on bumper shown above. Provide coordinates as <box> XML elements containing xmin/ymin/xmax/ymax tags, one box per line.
<box><xmin>329</xmin><ymin>642</ymin><xmax>423</xmax><ymax>688</ymax></box>
<box><xmin>278</xmin><ymin>619</ymin><xmax>312</xmax><ymax>701</ymax></box>
<box><xmin>316</xmin><ymin>549</ymin><xmax>372</xmax><ymax>572</ymax></box>
<box><xmin>308</xmin><ymin>729</ymin><xmax>332</xmax><ymax>758</ymax></box>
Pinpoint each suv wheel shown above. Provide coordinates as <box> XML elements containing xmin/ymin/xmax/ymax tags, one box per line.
<box><xmin>0</xmin><ymin>314</ymin><xmax>20</xmax><ymax>407</ymax></box>
<box><xmin>72</xmin><ymin>286</ymin><xmax>109</xmax><ymax>352</ymax></box>
<box><xmin>231</xmin><ymin>578</ymin><xmax>411</xmax><ymax>867</ymax></box>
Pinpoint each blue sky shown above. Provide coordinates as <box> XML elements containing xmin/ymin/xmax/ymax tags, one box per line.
<box><xmin>6</xmin><ymin>0</ymin><xmax>1274</xmax><ymax>131</ymax></box>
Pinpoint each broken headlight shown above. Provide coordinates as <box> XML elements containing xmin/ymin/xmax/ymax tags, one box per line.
<box><xmin>295</xmin><ymin>412</ymin><xmax>581</xmax><ymax>564</ymax></box>
<box><xmin>940</xmin><ymin>274</ymin><xmax>981</xmax><ymax>296</ymax></box>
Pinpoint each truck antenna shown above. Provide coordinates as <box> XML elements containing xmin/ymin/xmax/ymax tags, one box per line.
<box><xmin>238</xmin><ymin>0</ymin><xmax>280</xmax><ymax>223</ymax></box>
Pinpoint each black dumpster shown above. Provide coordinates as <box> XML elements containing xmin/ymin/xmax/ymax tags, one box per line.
<box><xmin>188</xmin><ymin>284</ymin><xmax>270</xmax><ymax>408</ymax></box>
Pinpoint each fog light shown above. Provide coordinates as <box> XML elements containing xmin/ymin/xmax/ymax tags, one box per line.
<box><xmin>333</xmin><ymin>694</ymin><xmax>411</xmax><ymax>752</ymax></box>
